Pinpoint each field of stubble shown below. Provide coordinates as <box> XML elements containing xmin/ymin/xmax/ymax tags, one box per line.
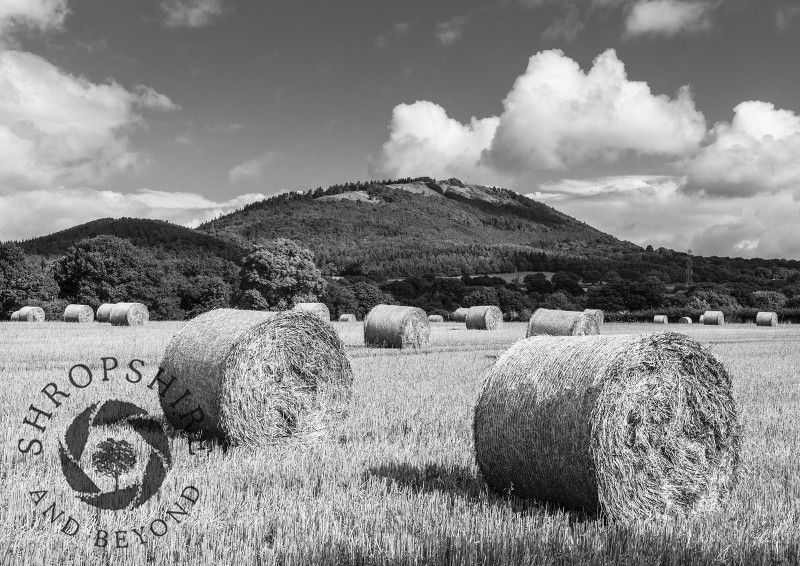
<box><xmin>1</xmin><ymin>321</ymin><xmax>800</xmax><ymax>565</ymax></box>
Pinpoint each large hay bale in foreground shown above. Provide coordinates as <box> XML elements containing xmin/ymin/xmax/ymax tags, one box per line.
<box><xmin>64</xmin><ymin>304</ymin><xmax>94</xmax><ymax>323</ymax></box>
<box><xmin>584</xmin><ymin>308</ymin><xmax>604</xmax><ymax>325</ymax></box>
<box><xmin>466</xmin><ymin>306</ymin><xmax>503</xmax><ymax>330</ymax></box>
<box><xmin>678</xmin><ymin>317</ymin><xmax>692</xmax><ymax>324</ymax></box>
<box><xmin>10</xmin><ymin>310</ymin><xmax>20</xmax><ymax>322</ymax></box>
<box><xmin>96</xmin><ymin>303</ymin><xmax>114</xmax><ymax>323</ymax></box>
<box><xmin>17</xmin><ymin>306</ymin><xmax>45</xmax><ymax>322</ymax></box>
<box><xmin>338</xmin><ymin>313</ymin><xmax>357</xmax><ymax>322</ymax></box>
<box><xmin>364</xmin><ymin>304</ymin><xmax>430</xmax><ymax>349</ymax></box>
<box><xmin>109</xmin><ymin>302</ymin><xmax>149</xmax><ymax>326</ymax></box>
<box><xmin>527</xmin><ymin>308</ymin><xmax>599</xmax><ymax>337</ymax></box>
<box><xmin>451</xmin><ymin>307</ymin><xmax>469</xmax><ymax>322</ymax></box>
<box><xmin>293</xmin><ymin>302</ymin><xmax>330</xmax><ymax>322</ymax></box>
<box><xmin>756</xmin><ymin>311</ymin><xmax>778</xmax><ymax>327</ymax></box>
<box><xmin>428</xmin><ymin>314</ymin><xmax>444</xmax><ymax>323</ymax></box>
<box><xmin>474</xmin><ymin>333</ymin><xmax>741</xmax><ymax>522</ymax></box>
<box><xmin>158</xmin><ymin>309</ymin><xmax>353</xmax><ymax>446</ymax></box>
<box><xmin>653</xmin><ymin>315</ymin><xmax>668</xmax><ymax>324</ymax></box>
<box><xmin>703</xmin><ymin>311</ymin><xmax>724</xmax><ymax>326</ymax></box>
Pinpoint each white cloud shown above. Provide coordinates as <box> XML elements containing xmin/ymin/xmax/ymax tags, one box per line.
<box><xmin>133</xmin><ymin>85</ymin><xmax>180</xmax><ymax>111</ymax></box>
<box><xmin>625</xmin><ymin>0</ymin><xmax>712</xmax><ymax>37</ymax></box>
<box><xmin>542</xmin><ymin>4</ymin><xmax>584</xmax><ymax>41</ymax></box>
<box><xmin>0</xmin><ymin>0</ymin><xmax>67</xmax><ymax>43</ymax></box>
<box><xmin>375</xmin><ymin>22</ymin><xmax>409</xmax><ymax>48</ymax></box>
<box><xmin>0</xmin><ymin>187</ymin><xmax>266</xmax><ymax>240</ymax></box>
<box><xmin>228</xmin><ymin>151</ymin><xmax>286</xmax><ymax>183</ymax></box>
<box><xmin>436</xmin><ymin>14</ymin><xmax>469</xmax><ymax>46</ymax></box>
<box><xmin>161</xmin><ymin>0</ymin><xmax>225</xmax><ymax>29</ymax></box>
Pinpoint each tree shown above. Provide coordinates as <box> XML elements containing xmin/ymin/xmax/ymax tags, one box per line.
<box><xmin>523</xmin><ymin>273</ymin><xmax>553</xmax><ymax>295</ymax></box>
<box><xmin>551</xmin><ymin>271</ymin><xmax>584</xmax><ymax>296</ymax></box>
<box><xmin>238</xmin><ymin>239</ymin><xmax>325</xmax><ymax>310</ymax></box>
<box><xmin>320</xmin><ymin>279</ymin><xmax>359</xmax><ymax>319</ymax></box>
<box><xmin>0</xmin><ymin>242</ymin><xmax>59</xmax><ymax>318</ymax></box>
<box><xmin>349</xmin><ymin>281</ymin><xmax>394</xmax><ymax>319</ymax></box>
<box><xmin>178</xmin><ymin>275</ymin><xmax>231</xmax><ymax>318</ymax></box>
<box><xmin>92</xmin><ymin>438</ymin><xmax>137</xmax><ymax>492</ymax></box>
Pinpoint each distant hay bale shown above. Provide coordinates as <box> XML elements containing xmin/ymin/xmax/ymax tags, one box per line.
<box><xmin>338</xmin><ymin>313</ymin><xmax>357</xmax><ymax>322</ymax></box>
<box><xmin>466</xmin><ymin>306</ymin><xmax>503</xmax><ymax>330</ymax></box>
<box><xmin>584</xmin><ymin>308</ymin><xmax>605</xmax><ymax>325</ymax></box>
<box><xmin>473</xmin><ymin>332</ymin><xmax>741</xmax><ymax>522</ymax></box>
<box><xmin>158</xmin><ymin>309</ymin><xmax>353</xmax><ymax>447</ymax></box>
<box><xmin>96</xmin><ymin>303</ymin><xmax>114</xmax><ymax>323</ymax></box>
<box><xmin>364</xmin><ymin>304</ymin><xmax>430</xmax><ymax>349</ymax></box>
<box><xmin>526</xmin><ymin>308</ymin><xmax>599</xmax><ymax>337</ymax></box>
<box><xmin>451</xmin><ymin>307</ymin><xmax>469</xmax><ymax>322</ymax></box>
<box><xmin>64</xmin><ymin>304</ymin><xmax>94</xmax><ymax>323</ymax></box>
<box><xmin>699</xmin><ymin>315</ymin><xmax>705</xmax><ymax>324</ymax></box>
<box><xmin>293</xmin><ymin>302</ymin><xmax>330</xmax><ymax>322</ymax></box>
<box><xmin>653</xmin><ymin>315</ymin><xmax>668</xmax><ymax>324</ymax></box>
<box><xmin>756</xmin><ymin>311</ymin><xmax>778</xmax><ymax>327</ymax></box>
<box><xmin>428</xmin><ymin>314</ymin><xmax>444</xmax><ymax>323</ymax></box>
<box><xmin>109</xmin><ymin>302</ymin><xmax>149</xmax><ymax>326</ymax></box>
<box><xmin>678</xmin><ymin>317</ymin><xmax>692</xmax><ymax>324</ymax></box>
<box><xmin>17</xmin><ymin>306</ymin><xmax>45</xmax><ymax>323</ymax></box>
<box><xmin>703</xmin><ymin>311</ymin><xmax>724</xmax><ymax>326</ymax></box>
<box><xmin>10</xmin><ymin>310</ymin><xmax>20</xmax><ymax>322</ymax></box>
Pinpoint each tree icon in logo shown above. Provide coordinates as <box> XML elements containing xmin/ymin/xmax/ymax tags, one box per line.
<box><xmin>58</xmin><ymin>400</ymin><xmax>172</xmax><ymax>511</ymax></box>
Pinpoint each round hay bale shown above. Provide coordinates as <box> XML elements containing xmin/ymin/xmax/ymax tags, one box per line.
<box><xmin>474</xmin><ymin>332</ymin><xmax>741</xmax><ymax>522</ymax></box>
<box><xmin>451</xmin><ymin>307</ymin><xmax>469</xmax><ymax>322</ymax></box>
<box><xmin>583</xmin><ymin>308</ymin><xmax>605</xmax><ymax>325</ymax></box>
<box><xmin>699</xmin><ymin>314</ymin><xmax>705</xmax><ymax>324</ymax></box>
<box><xmin>526</xmin><ymin>308</ymin><xmax>599</xmax><ymax>337</ymax></box>
<box><xmin>428</xmin><ymin>314</ymin><xmax>444</xmax><ymax>323</ymax></box>
<box><xmin>756</xmin><ymin>311</ymin><xmax>778</xmax><ymax>327</ymax></box>
<box><xmin>10</xmin><ymin>310</ymin><xmax>20</xmax><ymax>322</ymax></box>
<box><xmin>466</xmin><ymin>306</ymin><xmax>503</xmax><ymax>330</ymax></box>
<box><xmin>18</xmin><ymin>306</ymin><xmax>45</xmax><ymax>322</ymax></box>
<box><xmin>158</xmin><ymin>309</ymin><xmax>353</xmax><ymax>447</ymax></box>
<box><xmin>293</xmin><ymin>302</ymin><xmax>330</xmax><ymax>322</ymax></box>
<box><xmin>703</xmin><ymin>311</ymin><xmax>724</xmax><ymax>326</ymax></box>
<box><xmin>96</xmin><ymin>303</ymin><xmax>114</xmax><ymax>323</ymax></box>
<box><xmin>364</xmin><ymin>304</ymin><xmax>430</xmax><ymax>349</ymax></box>
<box><xmin>338</xmin><ymin>313</ymin><xmax>357</xmax><ymax>322</ymax></box>
<box><xmin>64</xmin><ymin>304</ymin><xmax>94</xmax><ymax>323</ymax></box>
<box><xmin>678</xmin><ymin>316</ymin><xmax>692</xmax><ymax>324</ymax></box>
<box><xmin>653</xmin><ymin>315</ymin><xmax>668</xmax><ymax>324</ymax></box>
<box><xmin>109</xmin><ymin>302</ymin><xmax>149</xmax><ymax>326</ymax></box>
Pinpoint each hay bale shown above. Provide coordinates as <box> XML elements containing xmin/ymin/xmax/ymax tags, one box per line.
<box><xmin>451</xmin><ymin>307</ymin><xmax>469</xmax><ymax>322</ymax></box>
<box><xmin>10</xmin><ymin>310</ymin><xmax>20</xmax><ymax>322</ymax></box>
<box><xmin>364</xmin><ymin>304</ymin><xmax>430</xmax><ymax>349</ymax></box>
<box><xmin>17</xmin><ymin>306</ymin><xmax>45</xmax><ymax>322</ymax></box>
<box><xmin>473</xmin><ymin>332</ymin><xmax>741</xmax><ymax>522</ymax></box>
<box><xmin>699</xmin><ymin>314</ymin><xmax>705</xmax><ymax>324</ymax></box>
<box><xmin>64</xmin><ymin>304</ymin><xmax>94</xmax><ymax>323</ymax></box>
<box><xmin>338</xmin><ymin>313</ymin><xmax>357</xmax><ymax>322</ymax></box>
<box><xmin>96</xmin><ymin>303</ymin><xmax>114</xmax><ymax>323</ymax></box>
<box><xmin>584</xmin><ymin>308</ymin><xmax>605</xmax><ymax>325</ymax></box>
<box><xmin>653</xmin><ymin>315</ymin><xmax>668</xmax><ymax>324</ymax></box>
<box><xmin>293</xmin><ymin>302</ymin><xmax>330</xmax><ymax>322</ymax></box>
<box><xmin>158</xmin><ymin>309</ymin><xmax>353</xmax><ymax>447</ymax></box>
<box><xmin>703</xmin><ymin>311</ymin><xmax>724</xmax><ymax>326</ymax></box>
<box><xmin>109</xmin><ymin>302</ymin><xmax>149</xmax><ymax>326</ymax></box>
<box><xmin>678</xmin><ymin>317</ymin><xmax>692</xmax><ymax>324</ymax></box>
<box><xmin>466</xmin><ymin>306</ymin><xmax>503</xmax><ymax>330</ymax></box>
<box><xmin>526</xmin><ymin>308</ymin><xmax>599</xmax><ymax>337</ymax></box>
<box><xmin>756</xmin><ymin>311</ymin><xmax>778</xmax><ymax>327</ymax></box>
<box><xmin>428</xmin><ymin>314</ymin><xmax>444</xmax><ymax>323</ymax></box>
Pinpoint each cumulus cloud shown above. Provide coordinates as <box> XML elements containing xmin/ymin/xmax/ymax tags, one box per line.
<box><xmin>436</xmin><ymin>14</ymin><xmax>469</xmax><ymax>46</ymax></box>
<box><xmin>228</xmin><ymin>151</ymin><xmax>286</xmax><ymax>183</ymax></box>
<box><xmin>161</xmin><ymin>0</ymin><xmax>225</xmax><ymax>28</ymax></box>
<box><xmin>0</xmin><ymin>0</ymin><xmax>68</xmax><ymax>43</ymax></box>
<box><xmin>625</xmin><ymin>0</ymin><xmax>713</xmax><ymax>37</ymax></box>
<box><xmin>375</xmin><ymin>22</ymin><xmax>409</xmax><ymax>49</ymax></box>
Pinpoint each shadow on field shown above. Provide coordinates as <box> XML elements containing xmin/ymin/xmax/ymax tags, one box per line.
<box><xmin>366</xmin><ymin>462</ymin><xmax>486</xmax><ymax>502</ymax></box>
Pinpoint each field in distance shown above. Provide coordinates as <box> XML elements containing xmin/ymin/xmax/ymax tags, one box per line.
<box><xmin>1</xmin><ymin>321</ymin><xmax>799</xmax><ymax>565</ymax></box>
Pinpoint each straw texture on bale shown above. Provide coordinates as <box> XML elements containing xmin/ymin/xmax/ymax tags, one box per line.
<box><xmin>756</xmin><ymin>311</ymin><xmax>778</xmax><ymax>327</ymax></box>
<box><xmin>653</xmin><ymin>315</ymin><xmax>668</xmax><ymax>324</ymax></box>
<box><xmin>292</xmin><ymin>302</ymin><xmax>330</xmax><ymax>322</ymax></box>
<box><xmin>526</xmin><ymin>308</ymin><xmax>600</xmax><ymax>337</ymax></box>
<box><xmin>10</xmin><ymin>311</ymin><xmax>20</xmax><ymax>322</ymax></box>
<box><xmin>64</xmin><ymin>304</ymin><xmax>94</xmax><ymax>323</ymax></box>
<box><xmin>466</xmin><ymin>306</ymin><xmax>503</xmax><ymax>330</ymax></box>
<box><xmin>17</xmin><ymin>306</ymin><xmax>45</xmax><ymax>322</ymax></box>
<box><xmin>338</xmin><ymin>313</ymin><xmax>357</xmax><ymax>322</ymax></box>
<box><xmin>474</xmin><ymin>332</ymin><xmax>741</xmax><ymax>522</ymax></box>
<box><xmin>451</xmin><ymin>307</ymin><xmax>469</xmax><ymax>322</ymax></box>
<box><xmin>428</xmin><ymin>315</ymin><xmax>444</xmax><ymax>323</ymax></box>
<box><xmin>703</xmin><ymin>311</ymin><xmax>724</xmax><ymax>326</ymax></box>
<box><xmin>364</xmin><ymin>304</ymin><xmax>430</xmax><ymax>349</ymax></box>
<box><xmin>584</xmin><ymin>309</ymin><xmax>605</xmax><ymax>325</ymax></box>
<box><xmin>158</xmin><ymin>309</ymin><xmax>353</xmax><ymax>446</ymax></box>
<box><xmin>96</xmin><ymin>303</ymin><xmax>114</xmax><ymax>323</ymax></box>
<box><xmin>678</xmin><ymin>317</ymin><xmax>692</xmax><ymax>324</ymax></box>
<box><xmin>109</xmin><ymin>302</ymin><xmax>149</xmax><ymax>326</ymax></box>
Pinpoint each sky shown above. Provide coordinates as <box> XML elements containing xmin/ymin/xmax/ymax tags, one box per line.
<box><xmin>1</xmin><ymin>0</ymin><xmax>799</xmax><ymax>259</ymax></box>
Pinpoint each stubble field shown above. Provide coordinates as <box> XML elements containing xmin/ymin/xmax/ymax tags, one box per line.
<box><xmin>1</xmin><ymin>321</ymin><xmax>800</xmax><ymax>565</ymax></box>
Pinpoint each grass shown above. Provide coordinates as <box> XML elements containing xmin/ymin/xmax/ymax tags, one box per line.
<box><xmin>1</xmin><ymin>321</ymin><xmax>800</xmax><ymax>564</ymax></box>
